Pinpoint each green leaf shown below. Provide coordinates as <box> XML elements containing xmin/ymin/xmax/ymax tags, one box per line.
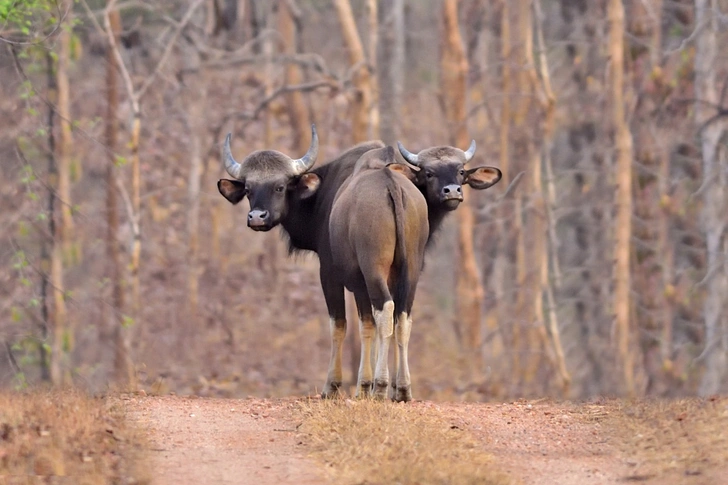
<box><xmin>17</xmin><ymin>221</ymin><xmax>29</xmax><ymax>237</ymax></box>
<box><xmin>11</xmin><ymin>307</ymin><xmax>23</xmax><ymax>323</ymax></box>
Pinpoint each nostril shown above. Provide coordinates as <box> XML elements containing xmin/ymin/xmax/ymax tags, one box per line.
<box><xmin>456</xmin><ymin>187</ymin><xmax>462</xmax><ymax>193</ymax></box>
<box><xmin>443</xmin><ymin>187</ymin><xmax>450</xmax><ymax>194</ymax></box>
<box><xmin>260</xmin><ymin>211</ymin><xmax>268</xmax><ymax>219</ymax></box>
<box><xmin>248</xmin><ymin>213</ymin><xmax>254</xmax><ymax>220</ymax></box>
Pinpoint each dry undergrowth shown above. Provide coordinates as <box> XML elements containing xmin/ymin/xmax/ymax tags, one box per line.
<box><xmin>583</xmin><ymin>397</ymin><xmax>728</xmax><ymax>483</ymax></box>
<box><xmin>297</xmin><ymin>399</ymin><xmax>511</xmax><ymax>485</ymax></box>
<box><xmin>0</xmin><ymin>389</ymin><xmax>149</xmax><ymax>485</ymax></box>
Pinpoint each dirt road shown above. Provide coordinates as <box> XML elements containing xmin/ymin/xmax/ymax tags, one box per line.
<box><xmin>125</xmin><ymin>396</ymin><xmax>326</xmax><ymax>485</ymax></box>
<box><xmin>122</xmin><ymin>395</ymin><xmax>726</xmax><ymax>485</ymax></box>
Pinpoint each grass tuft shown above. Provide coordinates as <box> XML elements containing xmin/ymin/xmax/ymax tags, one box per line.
<box><xmin>297</xmin><ymin>399</ymin><xmax>511</xmax><ymax>485</ymax></box>
<box><xmin>0</xmin><ymin>388</ymin><xmax>149</xmax><ymax>484</ymax></box>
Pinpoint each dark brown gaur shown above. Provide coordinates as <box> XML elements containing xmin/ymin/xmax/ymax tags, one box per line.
<box><xmin>217</xmin><ymin>124</ymin><xmax>387</xmax><ymax>398</ymax></box>
<box><xmin>329</xmin><ymin>146</ymin><xmax>428</xmax><ymax>401</ymax></box>
<box><xmin>397</xmin><ymin>139</ymin><xmax>503</xmax><ymax>237</ymax></box>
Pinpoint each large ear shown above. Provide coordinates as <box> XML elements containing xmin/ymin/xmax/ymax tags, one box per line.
<box><xmin>464</xmin><ymin>166</ymin><xmax>502</xmax><ymax>190</ymax></box>
<box><xmin>218</xmin><ymin>179</ymin><xmax>247</xmax><ymax>204</ymax></box>
<box><xmin>386</xmin><ymin>162</ymin><xmax>417</xmax><ymax>182</ymax></box>
<box><xmin>295</xmin><ymin>173</ymin><xmax>321</xmax><ymax>199</ymax></box>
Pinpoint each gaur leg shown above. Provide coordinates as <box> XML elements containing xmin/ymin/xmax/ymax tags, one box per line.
<box><xmin>366</xmin><ymin>278</ymin><xmax>394</xmax><ymax>399</ymax></box>
<box><xmin>394</xmin><ymin>312</ymin><xmax>413</xmax><ymax>402</ymax></box>
<box><xmin>394</xmin><ymin>281</ymin><xmax>419</xmax><ymax>402</ymax></box>
<box><xmin>391</xmin><ymin>340</ymin><xmax>400</xmax><ymax>399</ymax></box>
<box><xmin>320</xmin><ymin>270</ymin><xmax>346</xmax><ymax>398</ymax></box>
<box><xmin>353</xmin><ymin>291</ymin><xmax>375</xmax><ymax>398</ymax></box>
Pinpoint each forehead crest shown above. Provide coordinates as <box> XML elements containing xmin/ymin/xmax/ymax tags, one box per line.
<box><xmin>242</xmin><ymin>150</ymin><xmax>295</xmax><ymax>181</ymax></box>
<box><xmin>419</xmin><ymin>146</ymin><xmax>465</xmax><ymax>164</ymax></box>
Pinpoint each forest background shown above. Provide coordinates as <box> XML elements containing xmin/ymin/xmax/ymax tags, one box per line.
<box><xmin>1</xmin><ymin>0</ymin><xmax>726</xmax><ymax>401</ymax></box>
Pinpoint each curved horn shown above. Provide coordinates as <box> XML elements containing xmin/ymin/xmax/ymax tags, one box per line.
<box><xmin>462</xmin><ymin>139</ymin><xmax>477</xmax><ymax>163</ymax></box>
<box><xmin>291</xmin><ymin>124</ymin><xmax>319</xmax><ymax>174</ymax></box>
<box><xmin>222</xmin><ymin>133</ymin><xmax>244</xmax><ymax>179</ymax></box>
<box><xmin>397</xmin><ymin>141</ymin><xmax>420</xmax><ymax>166</ymax></box>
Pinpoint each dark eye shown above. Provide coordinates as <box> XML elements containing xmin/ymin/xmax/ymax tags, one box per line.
<box><xmin>426</xmin><ymin>172</ymin><xmax>434</xmax><ymax>179</ymax></box>
<box><xmin>275</xmin><ymin>185</ymin><xmax>285</xmax><ymax>193</ymax></box>
<box><xmin>459</xmin><ymin>169</ymin><xmax>465</xmax><ymax>176</ymax></box>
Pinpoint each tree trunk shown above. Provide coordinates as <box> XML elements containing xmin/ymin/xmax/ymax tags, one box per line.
<box><xmin>441</xmin><ymin>0</ymin><xmax>484</xmax><ymax>369</ymax></box>
<box><xmin>57</xmin><ymin>1</ymin><xmax>75</xmax><ymax>263</ymax></box>
<box><xmin>379</xmin><ymin>0</ymin><xmax>405</xmax><ymax>146</ymax></box>
<box><xmin>367</xmin><ymin>0</ymin><xmax>380</xmax><ymax>140</ymax></box>
<box><xmin>333</xmin><ymin>0</ymin><xmax>373</xmax><ymax>144</ymax></box>
<box><xmin>533</xmin><ymin>0</ymin><xmax>570</xmax><ymax>394</ymax></box>
<box><xmin>105</xmin><ymin>7</ymin><xmax>135</xmax><ymax>388</ymax></box>
<box><xmin>45</xmin><ymin>52</ymin><xmax>62</xmax><ymax>385</ymax></box>
<box><xmin>186</xmin><ymin>78</ymin><xmax>206</xmax><ymax>339</ymax></box>
<box><xmin>104</xmin><ymin>0</ymin><xmax>143</xmax><ymax>366</ymax></box>
<box><xmin>608</xmin><ymin>0</ymin><xmax>635</xmax><ymax>397</ymax></box>
<box><xmin>496</xmin><ymin>0</ymin><xmax>520</xmax><ymax>382</ymax></box>
<box><xmin>53</xmin><ymin>3</ymin><xmax>75</xmax><ymax>385</ymax></box>
<box><xmin>515</xmin><ymin>0</ymin><xmax>544</xmax><ymax>386</ymax></box>
<box><xmin>649</xmin><ymin>0</ymin><xmax>663</xmax><ymax>68</ymax></box>
<box><xmin>278</xmin><ymin>0</ymin><xmax>310</xmax><ymax>154</ymax></box>
<box><xmin>695</xmin><ymin>0</ymin><xmax>727</xmax><ymax>396</ymax></box>
<box><xmin>499</xmin><ymin>0</ymin><xmax>511</xmax><ymax>184</ymax></box>
<box><xmin>129</xmin><ymin>116</ymin><xmax>142</xmax><ymax>325</ymax></box>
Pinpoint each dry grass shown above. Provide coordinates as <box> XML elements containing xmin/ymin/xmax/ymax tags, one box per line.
<box><xmin>582</xmin><ymin>397</ymin><xmax>728</xmax><ymax>483</ymax></box>
<box><xmin>296</xmin><ymin>399</ymin><xmax>511</xmax><ymax>485</ymax></box>
<box><xmin>0</xmin><ymin>389</ymin><xmax>149</xmax><ymax>484</ymax></box>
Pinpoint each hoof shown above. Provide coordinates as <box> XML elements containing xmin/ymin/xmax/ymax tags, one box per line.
<box><xmin>321</xmin><ymin>381</ymin><xmax>343</xmax><ymax>399</ymax></box>
<box><xmin>356</xmin><ymin>381</ymin><xmax>373</xmax><ymax>399</ymax></box>
<box><xmin>374</xmin><ymin>379</ymin><xmax>389</xmax><ymax>400</ymax></box>
<box><xmin>394</xmin><ymin>386</ymin><xmax>412</xmax><ymax>403</ymax></box>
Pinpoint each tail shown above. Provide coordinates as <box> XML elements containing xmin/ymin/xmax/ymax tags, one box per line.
<box><xmin>385</xmin><ymin>167</ymin><xmax>410</xmax><ymax>317</ymax></box>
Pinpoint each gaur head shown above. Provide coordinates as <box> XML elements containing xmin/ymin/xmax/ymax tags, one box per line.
<box><xmin>217</xmin><ymin>124</ymin><xmax>321</xmax><ymax>231</ymax></box>
<box><xmin>397</xmin><ymin>140</ymin><xmax>502</xmax><ymax>210</ymax></box>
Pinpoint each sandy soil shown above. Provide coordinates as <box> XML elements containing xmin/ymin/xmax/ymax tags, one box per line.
<box><xmin>122</xmin><ymin>395</ymin><xmax>716</xmax><ymax>485</ymax></box>
<box><xmin>435</xmin><ymin>400</ymin><xmax>627</xmax><ymax>484</ymax></box>
<box><xmin>123</xmin><ymin>395</ymin><xmax>327</xmax><ymax>485</ymax></box>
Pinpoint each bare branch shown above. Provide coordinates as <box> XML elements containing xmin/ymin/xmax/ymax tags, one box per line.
<box><xmin>114</xmin><ymin>177</ymin><xmax>139</xmax><ymax>251</ymax></box>
<box><xmin>502</xmin><ymin>171</ymin><xmax>526</xmax><ymax>200</ymax></box>
<box><xmin>477</xmin><ymin>171</ymin><xmax>526</xmax><ymax>215</ymax></box>
<box><xmin>5</xmin><ymin>341</ymin><xmax>21</xmax><ymax>374</ymax></box>
<box><xmin>247</xmin><ymin>80</ymin><xmax>339</xmax><ymax>120</ymax></box>
<box><xmin>79</xmin><ymin>0</ymin><xmax>106</xmax><ymax>37</ymax></box>
<box><xmin>137</xmin><ymin>0</ymin><xmax>205</xmax><ymax>99</ymax></box>
<box><xmin>187</xmin><ymin>52</ymin><xmax>335</xmax><ymax>79</ymax></box>
<box><xmin>104</xmin><ymin>0</ymin><xmax>138</xmax><ymax>111</ymax></box>
<box><xmin>662</xmin><ymin>15</ymin><xmax>709</xmax><ymax>57</ymax></box>
<box><xmin>104</xmin><ymin>0</ymin><xmax>204</xmax><ymax>103</ymax></box>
